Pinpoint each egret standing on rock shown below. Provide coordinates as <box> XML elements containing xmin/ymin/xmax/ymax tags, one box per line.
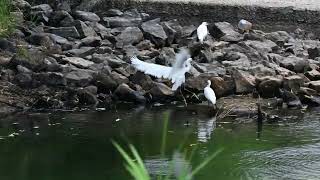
<box><xmin>130</xmin><ymin>48</ymin><xmax>192</xmax><ymax>91</ymax></box>
<box><xmin>204</xmin><ymin>80</ymin><xmax>216</xmax><ymax>109</ymax></box>
<box><xmin>197</xmin><ymin>22</ymin><xmax>209</xmax><ymax>44</ymax></box>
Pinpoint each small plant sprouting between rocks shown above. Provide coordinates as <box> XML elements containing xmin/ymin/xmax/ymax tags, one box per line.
<box><xmin>0</xmin><ymin>0</ymin><xmax>15</xmax><ymax>37</ymax></box>
<box><xmin>113</xmin><ymin>113</ymin><xmax>223</xmax><ymax>180</ymax></box>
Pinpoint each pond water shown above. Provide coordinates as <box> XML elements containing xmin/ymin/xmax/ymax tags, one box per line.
<box><xmin>0</xmin><ymin>104</ymin><xmax>320</xmax><ymax>180</ymax></box>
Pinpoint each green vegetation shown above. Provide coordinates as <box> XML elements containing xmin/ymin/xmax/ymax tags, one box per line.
<box><xmin>113</xmin><ymin>113</ymin><xmax>223</xmax><ymax>180</ymax></box>
<box><xmin>0</xmin><ymin>0</ymin><xmax>15</xmax><ymax>37</ymax></box>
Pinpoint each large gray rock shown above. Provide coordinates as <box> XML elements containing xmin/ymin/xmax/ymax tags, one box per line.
<box><xmin>74</xmin><ymin>20</ymin><xmax>97</xmax><ymax>38</ymax></box>
<box><xmin>264</xmin><ymin>31</ymin><xmax>293</xmax><ymax>44</ymax></box>
<box><xmin>80</xmin><ymin>36</ymin><xmax>101</xmax><ymax>47</ymax></box>
<box><xmin>161</xmin><ymin>19</ymin><xmax>182</xmax><ymax>45</ymax></box>
<box><xmin>283</xmin><ymin>75</ymin><xmax>304</xmax><ymax>91</ymax></box>
<box><xmin>45</xmin><ymin>26</ymin><xmax>80</xmax><ymax>39</ymax></box>
<box><xmin>103</xmin><ymin>16</ymin><xmax>142</xmax><ymax>28</ymax></box>
<box><xmin>114</xmin><ymin>83</ymin><xmax>146</xmax><ymax>104</ymax></box>
<box><xmin>212</xmin><ymin>22</ymin><xmax>243</xmax><ymax>42</ymax></box>
<box><xmin>280</xmin><ymin>56</ymin><xmax>309</xmax><ymax>73</ymax></box>
<box><xmin>66</xmin><ymin>47</ymin><xmax>96</xmax><ymax>58</ymax></box>
<box><xmin>65</xmin><ymin>69</ymin><xmax>94</xmax><ymax>87</ymax></box>
<box><xmin>73</xmin><ymin>10</ymin><xmax>100</xmax><ymax>22</ymax></box>
<box><xmin>131</xmin><ymin>71</ymin><xmax>154</xmax><ymax>91</ymax></box>
<box><xmin>233</xmin><ymin>70</ymin><xmax>256</xmax><ymax>94</ymax></box>
<box><xmin>244</xmin><ymin>40</ymin><xmax>278</xmax><ymax>53</ymax></box>
<box><xmin>309</xmin><ymin>81</ymin><xmax>320</xmax><ymax>92</ymax></box>
<box><xmin>308</xmin><ymin>47</ymin><xmax>320</xmax><ymax>59</ymax></box>
<box><xmin>49</xmin><ymin>33</ymin><xmax>73</xmax><ymax>50</ymax></box>
<box><xmin>305</xmin><ymin>69</ymin><xmax>320</xmax><ymax>81</ymax></box>
<box><xmin>33</xmin><ymin>72</ymin><xmax>66</xmax><ymax>86</ymax></box>
<box><xmin>257</xmin><ymin>76</ymin><xmax>282</xmax><ymax>98</ymax></box>
<box><xmin>77</xmin><ymin>88</ymin><xmax>98</xmax><ymax>106</ymax></box>
<box><xmin>193</xmin><ymin>62</ymin><xmax>226</xmax><ymax>76</ymax></box>
<box><xmin>49</xmin><ymin>10</ymin><xmax>74</xmax><ymax>27</ymax></box>
<box><xmin>141</xmin><ymin>19</ymin><xmax>167</xmax><ymax>47</ymax></box>
<box><xmin>186</xmin><ymin>74</ymin><xmax>216</xmax><ymax>91</ymax></box>
<box><xmin>14</xmin><ymin>73</ymin><xmax>33</xmax><ymax>87</ymax></box>
<box><xmin>210</xmin><ymin>76</ymin><xmax>235</xmax><ymax>97</ymax></box>
<box><xmin>155</xmin><ymin>47</ymin><xmax>176</xmax><ymax>66</ymax></box>
<box><xmin>149</xmin><ymin>82</ymin><xmax>174</xmax><ymax>99</ymax></box>
<box><xmin>280</xmin><ymin>89</ymin><xmax>302</xmax><ymax>108</ymax></box>
<box><xmin>62</xmin><ymin>57</ymin><xmax>94</xmax><ymax>68</ymax></box>
<box><xmin>115</xmin><ymin>27</ymin><xmax>143</xmax><ymax>47</ymax></box>
<box><xmin>91</xmin><ymin>53</ymin><xmax>126</xmax><ymax>68</ymax></box>
<box><xmin>27</xmin><ymin>33</ymin><xmax>52</xmax><ymax>46</ymax></box>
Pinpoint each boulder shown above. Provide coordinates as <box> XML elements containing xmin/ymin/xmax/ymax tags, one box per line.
<box><xmin>280</xmin><ymin>56</ymin><xmax>309</xmax><ymax>73</ymax></box>
<box><xmin>73</xmin><ymin>10</ymin><xmax>100</xmax><ymax>22</ymax></box>
<box><xmin>258</xmin><ymin>76</ymin><xmax>282</xmax><ymax>98</ymax></box>
<box><xmin>66</xmin><ymin>47</ymin><xmax>96</xmax><ymax>58</ymax></box>
<box><xmin>244</xmin><ymin>40</ymin><xmax>278</xmax><ymax>53</ymax></box>
<box><xmin>14</xmin><ymin>73</ymin><xmax>32</xmax><ymax>87</ymax></box>
<box><xmin>280</xmin><ymin>89</ymin><xmax>302</xmax><ymax>108</ymax></box>
<box><xmin>33</xmin><ymin>72</ymin><xmax>66</xmax><ymax>86</ymax></box>
<box><xmin>80</xmin><ymin>36</ymin><xmax>102</xmax><ymax>47</ymax></box>
<box><xmin>308</xmin><ymin>47</ymin><xmax>320</xmax><ymax>59</ymax></box>
<box><xmin>114</xmin><ymin>83</ymin><xmax>146</xmax><ymax>104</ymax></box>
<box><xmin>149</xmin><ymin>82</ymin><xmax>174</xmax><ymax>99</ymax></box>
<box><xmin>62</xmin><ymin>57</ymin><xmax>94</xmax><ymax>68</ymax></box>
<box><xmin>77</xmin><ymin>88</ymin><xmax>98</xmax><ymax>106</ymax></box>
<box><xmin>283</xmin><ymin>75</ymin><xmax>304</xmax><ymax>91</ymax></box>
<box><xmin>74</xmin><ymin>20</ymin><xmax>97</xmax><ymax>38</ymax></box>
<box><xmin>115</xmin><ymin>27</ymin><xmax>143</xmax><ymax>47</ymax></box>
<box><xmin>91</xmin><ymin>53</ymin><xmax>126</xmax><ymax>68</ymax></box>
<box><xmin>49</xmin><ymin>10</ymin><xmax>74</xmax><ymax>27</ymax></box>
<box><xmin>309</xmin><ymin>81</ymin><xmax>320</xmax><ymax>92</ymax></box>
<box><xmin>45</xmin><ymin>26</ymin><xmax>80</xmax><ymax>39</ymax></box>
<box><xmin>233</xmin><ymin>70</ymin><xmax>256</xmax><ymax>94</ymax></box>
<box><xmin>27</xmin><ymin>33</ymin><xmax>52</xmax><ymax>46</ymax></box>
<box><xmin>305</xmin><ymin>69</ymin><xmax>320</xmax><ymax>81</ymax></box>
<box><xmin>106</xmin><ymin>9</ymin><xmax>123</xmax><ymax>17</ymax></box>
<box><xmin>103</xmin><ymin>16</ymin><xmax>142</xmax><ymax>28</ymax></box>
<box><xmin>155</xmin><ymin>47</ymin><xmax>176</xmax><ymax>66</ymax></box>
<box><xmin>193</xmin><ymin>62</ymin><xmax>226</xmax><ymax>76</ymax></box>
<box><xmin>141</xmin><ymin>19</ymin><xmax>167</xmax><ymax>47</ymax></box>
<box><xmin>161</xmin><ymin>19</ymin><xmax>182</xmax><ymax>45</ymax></box>
<box><xmin>210</xmin><ymin>76</ymin><xmax>235</xmax><ymax>97</ymax></box>
<box><xmin>130</xmin><ymin>71</ymin><xmax>154</xmax><ymax>91</ymax></box>
<box><xmin>65</xmin><ymin>69</ymin><xmax>94</xmax><ymax>87</ymax></box>
<box><xmin>49</xmin><ymin>33</ymin><xmax>73</xmax><ymax>50</ymax></box>
<box><xmin>186</xmin><ymin>74</ymin><xmax>216</xmax><ymax>91</ymax></box>
<box><xmin>212</xmin><ymin>22</ymin><xmax>243</xmax><ymax>42</ymax></box>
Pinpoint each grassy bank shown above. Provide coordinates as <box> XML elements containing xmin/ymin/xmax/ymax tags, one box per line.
<box><xmin>0</xmin><ymin>0</ymin><xmax>15</xmax><ymax>37</ymax></box>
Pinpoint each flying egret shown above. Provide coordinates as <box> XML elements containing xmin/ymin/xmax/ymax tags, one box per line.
<box><xmin>197</xmin><ymin>22</ymin><xmax>209</xmax><ymax>44</ymax></box>
<box><xmin>130</xmin><ymin>49</ymin><xmax>192</xmax><ymax>91</ymax></box>
<box><xmin>204</xmin><ymin>80</ymin><xmax>216</xmax><ymax>109</ymax></box>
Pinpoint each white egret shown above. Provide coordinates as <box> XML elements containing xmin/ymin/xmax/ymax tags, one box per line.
<box><xmin>204</xmin><ymin>80</ymin><xmax>216</xmax><ymax>108</ymax></box>
<box><xmin>197</xmin><ymin>22</ymin><xmax>209</xmax><ymax>44</ymax></box>
<box><xmin>238</xmin><ymin>19</ymin><xmax>252</xmax><ymax>33</ymax></box>
<box><xmin>130</xmin><ymin>49</ymin><xmax>192</xmax><ymax>91</ymax></box>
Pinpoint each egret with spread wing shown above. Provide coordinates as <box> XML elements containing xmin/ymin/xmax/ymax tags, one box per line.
<box><xmin>130</xmin><ymin>49</ymin><xmax>192</xmax><ymax>91</ymax></box>
<box><xmin>197</xmin><ymin>22</ymin><xmax>209</xmax><ymax>44</ymax></box>
<box><xmin>204</xmin><ymin>80</ymin><xmax>216</xmax><ymax>109</ymax></box>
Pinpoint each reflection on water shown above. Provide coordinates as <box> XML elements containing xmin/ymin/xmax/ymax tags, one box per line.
<box><xmin>0</xmin><ymin>105</ymin><xmax>319</xmax><ymax>179</ymax></box>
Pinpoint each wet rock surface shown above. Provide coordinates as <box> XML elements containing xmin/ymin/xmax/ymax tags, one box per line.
<box><xmin>2</xmin><ymin>1</ymin><xmax>320</xmax><ymax>113</ymax></box>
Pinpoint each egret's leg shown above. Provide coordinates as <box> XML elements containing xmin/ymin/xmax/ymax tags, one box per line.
<box><xmin>180</xmin><ymin>87</ymin><xmax>187</xmax><ymax>107</ymax></box>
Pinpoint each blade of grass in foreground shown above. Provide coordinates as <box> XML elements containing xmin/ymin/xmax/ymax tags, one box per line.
<box><xmin>112</xmin><ymin>140</ymin><xmax>151</xmax><ymax>180</ymax></box>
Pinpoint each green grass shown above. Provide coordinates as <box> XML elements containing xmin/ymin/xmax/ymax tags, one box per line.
<box><xmin>113</xmin><ymin>112</ymin><xmax>223</xmax><ymax>180</ymax></box>
<box><xmin>0</xmin><ymin>0</ymin><xmax>15</xmax><ymax>37</ymax></box>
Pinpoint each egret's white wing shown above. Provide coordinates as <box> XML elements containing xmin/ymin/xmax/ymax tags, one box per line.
<box><xmin>131</xmin><ymin>56</ymin><xmax>172</xmax><ymax>79</ymax></box>
<box><xmin>197</xmin><ymin>24</ymin><xmax>208</xmax><ymax>44</ymax></box>
<box><xmin>204</xmin><ymin>87</ymin><xmax>216</xmax><ymax>105</ymax></box>
<box><xmin>171</xmin><ymin>48</ymin><xmax>190</xmax><ymax>70</ymax></box>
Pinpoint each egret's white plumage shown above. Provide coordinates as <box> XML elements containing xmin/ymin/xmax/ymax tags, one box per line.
<box><xmin>238</xmin><ymin>19</ymin><xmax>252</xmax><ymax>32</ymax></box>
<box><xmin>204</xmin><ymin>80</ymin><xmax>216</xmax><ymax>105</ymax></box>
<box><xmin>130</xmin><ymin>49</ymin><xmax>192</xmax><ymax>91</ymax></box>
<box><xmin>197</xmin><ymin>22</ymin><xmax>209</xmax><ymax>44</ymax></box>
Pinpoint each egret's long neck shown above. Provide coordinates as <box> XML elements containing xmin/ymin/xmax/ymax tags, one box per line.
<box><xmin>207</xmin><ymin>82</ymin><xmax>211</xmax><ymax>87</ymax></box>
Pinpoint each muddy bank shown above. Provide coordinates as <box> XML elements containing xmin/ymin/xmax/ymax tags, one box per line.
<box><xmin>1</xmin><ymin>0</ymin><xmax>320</xmax><ymax>115</ymax></box>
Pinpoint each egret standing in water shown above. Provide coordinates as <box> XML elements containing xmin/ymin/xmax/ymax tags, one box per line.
<box><xmin>130</xmin><ymin>49</ymin><xmax>192</xmax><ymax>91</ymax></box>
<box><xmin>204</xmin><ymin>80</ymin><xmax>217</xmax><ymax>109</ymax></box>
<box><xmin>197</xmin><ymin>22</ymin><xmax>209</xmax><ymax>44</ymax></box>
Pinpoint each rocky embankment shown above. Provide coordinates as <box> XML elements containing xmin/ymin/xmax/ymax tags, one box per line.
<box><xmin>1</xmin><ymin>0</ymin><xmax>320</xmax><ymax>114</ymax></box>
